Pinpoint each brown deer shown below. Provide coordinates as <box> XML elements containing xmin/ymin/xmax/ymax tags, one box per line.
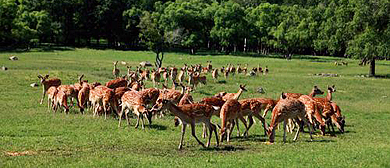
<box><xmin>238</xmin><ymin>98</ymin><xmax>269</xmax><ymax>136</ymax></box>
<box><xmin>283</xmin><ymin>86</ymin><xmax>324</xmax><ymax>99</ymax></box>
<box><xmin>119</xmin><ymin>90</ymin><xmax>152</xmax><ymax>129</ymax></box>
<box><xmin>151</xmin><ymin>69</ymin><xmax>161</xmax><ymax>87</ymax></box>
<box><xmin>152</xmin><ymin>99</ymin><xmax>219</xmax><ymax>149</ymax></box>
<box><xmin>212</xmin><ymin>69</ymin><xmax>219</xmax><ymax>81</ymax></box>
<box><xmin>170</xmin><ymin>67</ymin><xmax>178</xmax><ymax>82</ymax></box>
<box><xmin>188</xmin><ymin>72</ymin><xmax>206</xmax><ymax>88</ymax></box>
<box><xmin>177</xmin><ymin>67</ymin><xmax>186</xmax><ymax>83</ymax></box>
<box><xmin>268</xmin><ymin>94</ymin><xmax>313</xmax><ymax>143</ymax></box>
<box><xmin>53</xmin><ymin>89</ymin><xmax>69</xmax><ymax>114</ymax></box>
<box><xmin>89</xmin><ymin>86</ymin><xmax>116</xmax><ymax>119</ymax></box>
<box><xmin>78</xmin><ymin>82</ymin><xmax>90</xmax><ymax>114</ymax></box>
<box><xmin>47</xmin><ymin>86</ymin><xmax>58</xmax><ymax>112</ymax></box>
<box><xmin>215</xmin><ymin>85</ymin><xmax>248</xmax><ymax>101</ymax></box>
<box><xmin>38</xmin><ymin>74</ymin><xmax>61</xmax><ymax>104</ymax></box>
<box><xmin>242</xmin><ymin>64</ymin><xmax>248</xmax><ymax>74</ymax></box>
<box><xmin>105</xmin><ymin>77</ymin><xmax>128</xmax><ymax>89</ymax></box>
<box><xmin>162</xmin><ymin>69</ymin><xmax>170</xmax><ymax>85</ymax></box>
<box><xmin>58</xmin><ymin>85</ymin><xmax>78</xmax><ymax>108</ymax></box>
<box><xmin>219</xmin><ymin>85</ymin><xmax>248</xmax><ymax>143</ymax></box>
<box><xmin>113</xmin><ymin>61</ymin><xmax>120</xmax><ymax>78</ymax></box>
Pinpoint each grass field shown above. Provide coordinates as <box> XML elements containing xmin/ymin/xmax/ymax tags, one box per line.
<box><xmin>1</xmin><ymin>48</ymin><xmax>390</xmax><ymax>167</ymax></box>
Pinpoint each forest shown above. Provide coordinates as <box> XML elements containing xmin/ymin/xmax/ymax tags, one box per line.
<box><xmin>0</xmin><ymin>0</ymin><xmax>389</xmax><ymax>75</ymax></box>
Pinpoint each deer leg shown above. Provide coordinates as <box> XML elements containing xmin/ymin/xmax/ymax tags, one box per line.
<box><xmin>118</xmin><ymin>106</ymin><xmax>124</xmax><ymax>127</ymax></box>
<box><xmin>205</xmin><ymin>122</ymin><xmax>212</xmax><ymax>147</ymax></box>
<box><xmin>235</xmin><ymin>118</ymin><xmax>240</xmax><ymax>137</ymax></box>
<box><xmin>141</xmin><ymin>113</ymin><xmax>146</xmax><ymax>130</ymax></box>
<box><xmin>135</xmin><ymin>114</ymin><xmax>140</xmax><ymax>129</ymax></box>
<box><xmin>238</xmin><ymin>115</ymin><xmax>249</xmax><ymax>138</ymax></box>
<box><xmin>283</xmin><ymin>119</ymin><xmax>287</xmax><ymax>143</ymax></box>
<box><xmin>190</xmin><ymin>122</ymin><xmax>205</xmax><ymax>148</ymax></box>
<box><xmin>211</xmin><ymin>123</ymin><xmax>219</xmax><ymax>147</ymax></box>
<box><xmin>262</xmin><ymin>107</ymin><xmax>270</xmax><ymax>118</ymax></box>
<box><xmin>253</xmin><ymin>113</ymin><xmax>268</xmax><ymax>136</ymax></box>
<box><xmin>202</xmin><ymin>123</ymin><xmax>208</xmax><ymax>139</ymax></box>
<box><xmin>178</xmin><ymin>123</ymin><xmax>187</xmax><ymax>149</ymax></box>
<box><xmin>40</xmin><ymin>88</ymin><xmax>46</xmax><ymax>104</ymax></box>
<box><xmin>125</xmin><ymin>109</ymin><xmax>131</xmax><ymax>127</ymax></box>
<box><xmin>244</xmin><ymin>115</ymin><xmax>254</xmax><ymax>137</ymax></box>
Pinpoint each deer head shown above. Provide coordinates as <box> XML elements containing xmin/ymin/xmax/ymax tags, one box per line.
<box><xmin>311</xmin><ymin>86</ymin><xmax>324</xmax><ymax>96</ymax></box>
<box><xmin>37</xmin><ymin>74</ymin><xmax>49</xmax><ymax>83</ymax></box>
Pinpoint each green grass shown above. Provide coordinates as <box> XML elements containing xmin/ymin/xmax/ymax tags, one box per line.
<box><xmin>1</xmin><ymin>48</ymin><xmax>390</xmax><ymax>167</ymax></box>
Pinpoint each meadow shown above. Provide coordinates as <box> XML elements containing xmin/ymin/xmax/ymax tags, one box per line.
<box><xmin>1</xmin><ymin>48</ymin><xmax>390</xmax><ymax>167</ymax></box>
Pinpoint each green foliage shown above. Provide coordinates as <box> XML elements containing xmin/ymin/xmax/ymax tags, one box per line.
<box><xmin>1</xmin><ymin>49</ymin><xmax>390</xmax><ymax>167</ymax></box>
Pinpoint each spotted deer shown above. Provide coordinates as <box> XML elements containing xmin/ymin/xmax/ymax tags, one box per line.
<box><xmin>219</xmin><ymin>85</ymin><xmax>248</xmax><ymax>143</ymax></box>
<box><xmin>105</xmin><ymin>77</ymin><xmax>128</xmax><ymax>89</ymax></box>
<box><xmin>283</xmin><ymin>86</ymin><xmax>324</xmax><ymax>99</ymax></box>
<box><xmin>170</xmin><ymin>67</ymin><xmax>178</xmax><ymax>83</ymax></box>
<box><xmin>151</xmin><ymin>69</ymin><xmax>161</xmax><ymax>87</ymax></box>
<box><xmin>113</xmin><ymin>61</ymin><xmax>120</xmax><ymax>78</ymax></box>
<box><xmin>215</xmin><ymin>85</ymin><xmax>248</xmax><ymax>101</ymax></box>
<box><xmin>238</xmin><ymin>98</ymin><xmax>269</xmax><ymax>136</ymax></box>
<box><xmin>177</xmin><ymin>67</ymin><xmax>186</xmax><ymax>83</ymax></box>
<box><xmin>267</xmin><ymin>94</ymin><xmax>313</xmax><ymax>143</ymax></box>
<box><xmin>54</xmin><ymin>89</ymin><xmax>69</xmax><ymax>114</ymax></box>
<box><xmin>58</xmin><ymin>85</ymin><xmax>78</xmax><ymax>108</ymax></box>
<box><xmin>174</xmin><ymin>85</ymin><xmax>194</xmax><ymax>127</ymax></box>
<box><xmin>188</xmin><ymin>72</ymin><xmax>206</xmax><ymax>88</ymax></box>
<box><xmin>119</xmin><ymin>90</ymin><xmax>153</xmax><ymax>129</ymax></box>
<box><xmin>78</xmin><ymin>82</ymin><xmax>90</xmax><ymax>114</ymax></box>
<box><xmin>38</xmin><ymin>74</ymin><xmax>61</xmax><ymax>104</ymax></box>
<box><xmin>89</xmin><ymin>85</ymin><xmax>116</xmax><ymax>119</ymax></box>
<box><xmin>151</xmin><ymin>99</ymin><xmax>219</xmax><ymax>149</ymax></box>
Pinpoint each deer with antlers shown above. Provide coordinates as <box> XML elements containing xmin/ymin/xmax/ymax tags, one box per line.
<box><xmin>38</xmin><ymin>74</ymin><xmax>61</xmax><ymax>104</ymax></box>
<box><xmin>113</xmin><ymin>61</ymin><xmax>120</xmax><ymax>78</ymax></box>
<box><xmin>152</xmin><ymin>99</ymin><xmax>219</xmax><ymax>149</ymax></box>
<box><xmin>219</xmin><ymin>85</ymin><xmax>248</xmax><ymax>143</ymax></box>
<box><xmin>268</xmin><ymin>94</ymin><xmax>314</xmax><ymax>143</ymax></box>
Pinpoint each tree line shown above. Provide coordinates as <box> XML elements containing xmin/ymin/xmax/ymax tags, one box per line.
<box><xmin>1</xmin><ymin>0</ymin><xmax>389</xmax><ymax>75</ymax></box>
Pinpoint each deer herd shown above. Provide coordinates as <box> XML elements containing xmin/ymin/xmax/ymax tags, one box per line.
<box><xmin>37</xmin><ymin>61</ymin><xmax>345</xmax><ymax>149</ymax></box>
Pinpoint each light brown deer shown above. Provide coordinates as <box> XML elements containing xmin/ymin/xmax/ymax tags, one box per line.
<box><xmin>38</xmin><ymin>74</ymin><xmax>61</xmax><ymax>104</ymax></box>
<box><xmin>152</xmin><ymin>99</ymin><xmax>219</xmax><ymax>149</ymax></box>
<box><xmin>58</xmin><ymin>85</ymin><xmax>78</xmax><ymax>107</ymax></box>
<box><xmin>267</xmin><ymin>94</ymin><xmax>313</xmax><ymax>143</ymax></box>
<box><xmin>238</xmin><ymin>98</ymin><xmax>269</xmax><ymax>136</ymax></box>
<box><xmin>113</xmin><ymin>61</ymin><xmax>120</xmax><ymax>78</ymax></box>
<box><xmin>47</xmin><ymin>86</ymin><xmax>58</xmax><ymax>112</ymax></box>
<box><xmin>119</xmin><ymin>90</ymin><xmax>153</xmax><ymax>129</ymax></box>
<box><xmin>188</xmin><ymin>72</ymin><xmax>206</xmax><ymax>88</ymax></box>
<box><xmin>170</xmin><ymin>67</ymin><xmax>178</xmax><ymax>82</ymax></box>
<box><xmin>298</xmin><ymin>95</ymin><xmax>326</xmax><ymax>135</ymax></box>
<box><xmin>54</xmin><ymin>89</ymin><xmax>69</xmax><ymax>114</ymax></box>
<box><xmin>212</xmin><ymin>69</ymin><xmax>219</xmax><ymax>81</ymax></box>
<box><xmin>89</xmin><ymin>85</ymin><xmax>116</xmax><ymax>119</ymax></box>
<box><xmin>283</xmin><ymin>86</ymin><xmax>324</xmax><ymax>99</ymax></box>
<box><xmin>78</xmin><ymin>82</ymin><xmax>90</xmax><ymax>114</ymax></box>
<box><xmin>151</xmin><ymin>69</ymin><xmax>161</xmax><ymax>87</ymax></box>
<box><xmin>219</xmin><ymin>85</ymin><xmax>247</xmax><ymax>143</ymax></box>
<box><xmin>177</xmin><ymin>67</ymin><xmax>186</xmax><ymax>83</ymax></box>
<box><xmin>162</xmin><ymin>69</ymin><xmax>169</xmax><ymax>85</ymax></box>
<box><xmin>215</xmin><ymin>85</ymin><xmax>248</xmax><ymax>101</ymax></box>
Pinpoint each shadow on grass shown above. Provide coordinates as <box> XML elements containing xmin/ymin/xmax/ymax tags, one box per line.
<box><xmin>233</xmin><ymin>134</ymin><xmax>268</xmax><ymax>142</ymax></box>
<box><xmin>148</xmin><ymin>124</ymin><xmax>167</xmax><ymax>131</ymax></box>
<box><xmin>198</xmin><ymin>90</ymin><xmax>214</xmax><ymax>96</ymax></box>
<box><xmin>200</xmin><ymin>145</ymin><xmax>245</xmax><ymax>152</ymax></box>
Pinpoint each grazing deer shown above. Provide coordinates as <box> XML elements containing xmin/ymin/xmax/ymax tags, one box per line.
<box><xmin>105</xmin><ymin>77</ymin><xmax>128</xmax><ymax>89</ymax></box>
<box><xmin>152</xmin><ymin>99</ymin><xmax>219</xmax><ymax>149</ymax></box>
<box><xmin>78</xmin><ymin>82</ymin><xmax>90</xmax><ymax>114</ymax></box>
<box><xmin>298</xmin><ymin>95</ymin><xmax>326</xmax><ymax>135</ymax></box>
<box><xmin>119</xmin><ymin>90</ymin><xmax>153</xmax><ymax>129</ymax></box>
<box><xmin>267</xmin><ymin>94</ymin><xmax>313</xmax><ymax>143</ymax></box>
<box><xmin>54</xmin><ymin>89</ymin><xmax>69</xmax><ymax>113</ymax></box>
<box><xmin>219</xmin><ymin>85</ymin><xmax>248</xmax><ymax>142</ymax></box>
<box><xmin>313</xmin><ymin>85</ymin><xmax>344</xmax><ymax>133</ymax></box>
<box><xmin>113</xmin><ymin>61</ymin><xmax>120</xmax><ymax>78</ymax></box>
<box><xmin>38</xmin><ymin>74</ymin><xmax>61</xmax><ymax>104</ymax></box>
<box><xmin>151</xmin><ymin>69</ymin><xmax>161</xmax><ymax>87</ymax></box>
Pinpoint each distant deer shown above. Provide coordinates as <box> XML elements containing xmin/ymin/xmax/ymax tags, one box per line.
<box><xmin>267</xmin><ymin>94</ymin><xmax>313</xmax><ymax>143</ymax></box>
<box><xmin>152</xmin><ymin>99</ymin><xmax>219</xmax><ymax>149</ymax></box>
<box><xmin>113</xmin><ymin>61</ymin><xmax>120</xmax><ymax>78</ymax></box>
<box><xmin>38</xmin><ymin>74</ymin><xmax>61</xmax><ymax>104</ymax></box>
<box><xmin>212</xmin><ymin>69</ymin><xmax>219</xmax><ymax>81</ymax></box>
<box><xmin>151</xmin><ymin>69</ymin><xmax>161</xmax><ymax>87</ymax></box>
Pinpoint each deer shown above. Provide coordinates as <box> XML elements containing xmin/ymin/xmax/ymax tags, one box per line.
<box><xmin>151</xmin><ymin>69</ymin><xmax>161</xmax><ymax>87</ymax></box>
<box><xmin>283</xmin><ymin>86</ymin><xmax>324</xmax><ymax>99</ymax></box>
<box><xmin>219</xmin><ymin>85</ymin><xmax>248</xmax><ymax>143</ymax></box>
<box><xmin>162</xmin><ymin>68</ymin><xmax>170</xmax><ymax>85</ymax></box>
<box><xmin>237</xmin><ymin>64</ymin><xmax>242</xmax><ymax>74</ymax></box>
<box><xmin>207</xmin><ymin>61</ymin><xmax>212</xmax><ymax>72</ymax></box>
<box><xmin>242</xmin><ymin>64</ymin><xmax>248</xmax><ymax>74</ymax></box>
<box><xmin>257</xmin><ymin>64</ymin><xmax>263</xmax><ymax>75</ymax></box>
<box><xmin>113</xmin><ymin>61</ymin><xmax>120</xmax><ymax>78</ymax></box>
<box><xmin>38</xmin><ymin>74</ymin><xmax>61</xmax><ymax>104</ymax></box>
<box><xmin>215</xmin><ymin>85</ymin><xmax>248</xmax><ymax>101</ymax></box>
<box><xmin>267</xmin><ymin>93</ymin><xmax>313</xmax><ymax>143</ymax></box>
<box><xmin>188</xmin><ymin>72</ymin><xmax>206</xmax><ymax>88</ymax></box>
<box><xmin>177</xmin><ymin>67</ymin><xmax>186</xmax><ymax>83</ymax></box>
<box><xmin>313</xmin><ymin>85</ymin><xmax>344</xmax><ymax>134</ymax></box>
<box><xmin>47</xmin><ymin>86</ymin><xmax>58</xmax><ymax>112</ymax></box>
<box><xmin>53</xmin><ymin>89</ymin><xmax>69</xmax><ymax>114</ymax></box>
<box><xmin>264</xmin><ymin>66</ymin><xmax>269</xmax><ymax>74</ymax></box>
<box><xmin>105</xmin><ymin>77</ymin><xmax>128</xmax><ymax>89</ymax></box>
<box><xmin>119</xmin><ymin>90</ymin><xmax>153</xmax><ymax>129</ymax></box>
<box><xmin>151</xmin><ymin>99</ymin><xmax>219</xmax><ymax>149</ymax></box>
<box><xmin>174</xmin><ymin>85</ymin><xmax>194</xmax><ymax>127</ymax></box>
<box><xmin>78</xmin><ymin>82</ymin><xmax>90</xmax><ymax>114</ymax></box>
<box><xmin>57</xmin><ymin>85</ymin><xmax>78</xmax><ymax>108</ymax></box>
<box><xmin>212</xmin><ymin>69</ymin><xmax>219</xmax><ymax>81</ymax></box>
<box><xmin>89</xmin><ymin>85</ymin><xmax>116</xmax><ymax>119</ymax></box>
<box><xmin>170</xmin><ymin>67</ymin><xmax>178</xmax><ymax>83</ymax></box>
<box><xmin>238</xmin><ymin>98</ymin><xmax>269</xmax><ymax>136</ymax></box>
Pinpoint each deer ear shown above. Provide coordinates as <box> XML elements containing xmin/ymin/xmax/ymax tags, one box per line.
<box><xmin>314</xmin><ymin>86</ymin><xmax>318</xmax><ymax>89</ymax></box>
<box><xmin>281</xmin><ymin>92</ymin><xmax>287</xmax><ymax>99</ymax></box>
<box><xmin>45</xmin><ymin>74</ymin><xmax>49</xmax><ymax>79</ymax></box>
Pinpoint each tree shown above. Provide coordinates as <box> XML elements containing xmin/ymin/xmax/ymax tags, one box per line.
<box><xmin>346</xmin><ymin>0</ymin><xmax>390</xmax><ymax>76</ymax></box>
<box><xmin>210</xmin><ymin>1</ymin><xmax>247</xmax><ymax>53</ymax></box>
<box><xmin>0</xmin><ymin>0</ymin><xmax>18</xmax><ymax>46</ymax></box>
